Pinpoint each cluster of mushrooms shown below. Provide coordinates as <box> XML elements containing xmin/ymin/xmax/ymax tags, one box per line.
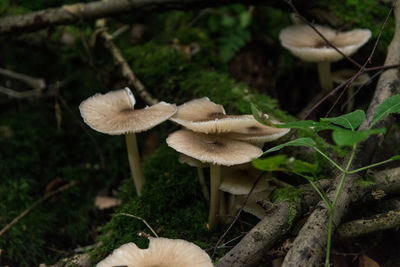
<box><xmin>79</xmin><ymin>22</ymin><xmax>373</xmax><ymax>266</ymax></box>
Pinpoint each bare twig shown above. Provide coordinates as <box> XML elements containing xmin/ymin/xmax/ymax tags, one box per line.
<box><xmin>97</xmin><ymin>24</ymin><xmax>158</xmax><ymax>105</ymax></box>
<box><xmin>0</xmin><ymin>181</ymin><xmax>79</xmax><ymax>237</ymax></box>
<box><xmin>0</xmin><ymin>0</ymin><xmax>265</xmax><ymax>34</ymax></box>
<box><xmin>0</xmin><ymin>68</ymin><xmax>45</xmax><ymax>90</ymax></box>
<box><xmin>116</xmin><ymin>213</ymin><xmax>159</xmax><ymax>238</ymax></box>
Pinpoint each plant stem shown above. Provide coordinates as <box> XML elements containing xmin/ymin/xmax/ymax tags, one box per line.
<box><xmin>325</xmin><ymin>144</ymin><xmax>357</xmax><ymax>266</ymax></box>
<box><xmin>348</xmin><ymin>158</ymin><xmax>395</xmax><ymax>174</ymax></box>
<box><xmin>314</xmin><ymin>147</ymin><xmax>345</xmax><ymax>173</ymax></box>
<box><xmin>125</xmin><ymin>133</ymin><xmax>145</xmax><ymax>196</ymax></box>
<box><xmin>209</xmin><ymin>164</ymin><xmax>221</xmax><ymax>229</ymax></box>
<box><xmin>317</xmin><ymin>61</ymin><xmax>333</xmax><ymax>93</ymax></box>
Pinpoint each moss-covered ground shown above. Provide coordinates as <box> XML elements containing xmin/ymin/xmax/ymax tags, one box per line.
<box><xmin>0</xmin><ymin>0</ymin><xmax>396</xmax><ymax>266</ymax></box>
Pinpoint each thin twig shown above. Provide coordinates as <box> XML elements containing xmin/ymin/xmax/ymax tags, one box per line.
<box><xmin>0</xmin><ymin>68</ymin><xmax>45</xmax><ymax>90</ymax></box>
<box><xmin>97</xmin><ymin>25</ymin><xmax>158</xmax><ymax>105</ymax></box>
<box><xmin>116</xmin><ymin>213</ymin><xmax>159</xmax><ymax>238</ymax></box>
<box><xmin>0</xmin><ymin>181</ymin><xmax>79</xmax><ymax>237</ymax></box>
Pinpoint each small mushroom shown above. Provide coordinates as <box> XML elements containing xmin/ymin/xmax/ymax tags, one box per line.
<box><xmin>166</xmin><ymin>129</ymin><xmax>263</xmax><ymax>228</ymax></box>
<box><xmin>331</xmin><ymin>69</ymin><xmax>371</xmax><ymax>112</ymax></box>
<box><xmin>171</xmin><ymin>98</ymin><xmax>287</xmax><ymax>135</ymax></box>
<box><xmin>219</xmin><ymin>164</ymin><xmax>271</xmax><ymax>217</ymax></box>
<box><xmin>79</xmin><ymin>88</ymin><xmax>177</xmax><ymax>196</ymax></box>
<box><xmin>97</xmin><ymin>237</ymin><xmax>213</xmax><ymax>267</ymax></box>
<box><xmin>279</xmin><ymin>24</ymin><xmax>371</xmax><ymax>92</ymax></box>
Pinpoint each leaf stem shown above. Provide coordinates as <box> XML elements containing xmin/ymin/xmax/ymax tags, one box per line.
<box><xmin>348</xmin><ymin>158</ymin><xmax>394</xmax><ymax>174</ymax></box>
<box><xmin>313</xmin><ymin>147</ymin><xmax>345</xmax><ymax>173</ymax></box>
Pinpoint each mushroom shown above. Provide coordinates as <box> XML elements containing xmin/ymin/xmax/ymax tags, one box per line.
<box><xmin>79</xmin><ymin>87</ymin><xmax>177</xmax><ymax>196</ymax></box>
<box><xmin>279</xmin><ymin>24</ymin><xmax>371</xmax><ymax>92</ymax></box>
<box><xmin>331</xmin><ymin>69</ymin><xmax>371</xmax><ymax>112</ymax></box>
<box><xmin>178</xmin><ymin>153</ymin><xmax>210</xmax><ymax>201</ymax></box>
<box><xmin>219</xmin><ymin>164</ymin><xmax>271</xmax><ymax>217</ymax></box>
<box><xmin>166</xmin><ymin>129</ymin><xmax>263</xmax><ymax>228</ymax></box>
<box><xmin>223</xmin><ymin>118</ymin><xmax>290</xmax><ymax>147</ymax></box>
<box><xmin>171</xmin><ymin>97</ymin><xmax>288</xmax><ymax>136</ymax></box>
<box><xmin>97</xmin><ymin>237</ymin><xmax>213</xmax><ymax>267</ymax></box>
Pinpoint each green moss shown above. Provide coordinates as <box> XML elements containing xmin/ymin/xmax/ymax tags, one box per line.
<box><xmin>325</xmin><ymin>0</ymin><xmax>394</xmax><ymax>48</ymax></box>
<box><xmin>271</xmin><ymin>187</ymin><xmax>302</xmax><ymax>228</ymax></box>
<box><xmin>92</xmin><ymin>144</ymin><xmax>240</xmax><ymax>262</ymax></box>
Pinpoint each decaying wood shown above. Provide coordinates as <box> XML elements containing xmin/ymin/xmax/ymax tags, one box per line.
<box><xmin>217</xmin><ymin>167</ymin><xmax>400</xmax><ymax>267</ymax></box>
<box><xmin>282</xmin><ymin>2</ymin><xmax>400</xmax><ymax>265</ymax></box>
<box><xmin>336</xmin><ymin>210</ymin><xmax>400</xmax><ymax>240</ymax></box>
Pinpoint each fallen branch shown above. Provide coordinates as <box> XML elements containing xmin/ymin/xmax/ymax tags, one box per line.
<box><xmin>0</xmin><ymin>68</ymin><xmax>45</xmax><ymax>90</ymax></box>
<box><xmin>216</xmin><ymin>167</ymin><xmax>400</xmax><ymax>267</ymax></box>
<box><xmin>97</xmin><ymin>24</ymin><xmax>158</xmax><ymax>105</ymax></box>
<box><xmin>282</xmin><ymin>1</ymin><xmax>400</xmax><ymax>265</ymax></box>
<box><xmin>0</xmin><ymin>0</ymin><xmax>265</xmax><ymax>34</ymax></box>
<box><xmin>336</xmin><ymin>210</ymin><xmax>400</xmax><ymax>240</ymax></box>
<box><xmin>0</xmin><ymin>181</ymin><xmax>79</xmax><ymax>237</ymax></box>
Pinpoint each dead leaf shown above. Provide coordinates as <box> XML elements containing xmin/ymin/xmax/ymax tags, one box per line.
<box><xmin>359</xmin><ymin>254</ymin><xmax>380</xmax><ymax>267</ymax></box>
<box><xmin>94</xmin><ymin>196</ymin><xmax>122</xmax><ymax>210</ymax></box>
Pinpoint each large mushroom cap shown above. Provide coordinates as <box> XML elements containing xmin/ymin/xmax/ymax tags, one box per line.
<box><xmin>97</xmin><ymin>237</ymin><xmax>213</xmax><ymax>267</ymax></box>
<box><xmin>171</xmin><ymin>97</ymin><xmax>226</xmax><ymax>122</ymax></box>
<box><xmin>79</xmin><ymin>88</ymin><xmax>177</xmax><ymax>135</ymax></box>
<box><xmin>279</xmin><ymin>24</ymin><xmax>371</xmax><ymax>62</ymax></box>
<box><xmin>166</xmin><ymin>129</ymin><xmax>263</xmax><ymax>166</ymax></box>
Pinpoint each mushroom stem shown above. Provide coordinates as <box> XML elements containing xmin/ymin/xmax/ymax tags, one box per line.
<box><xmin>208</xmin><ymin>164</ymin><xmax>221</xmax><ymax>229</ymax></box>
<box><xmin>125</xmin><ymin>133</ymin><xmax>145</xmax><ymax>196</ymax></box>
<box><xmin>317</xmin><ymin>61</ymin><xmax>333</xmax><ymax>92</ymax></box>
<box><xmin>196</xmin><ymin>167</ymin><xmax>210</xmax><ymax>202</ymax></box>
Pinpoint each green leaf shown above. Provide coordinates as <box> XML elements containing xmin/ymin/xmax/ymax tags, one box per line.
<box><xmin>332</xmin><ymin>128</ymin><xmax>386</xmax><ymax>146</ymax></box>
<box><xmin>276</xmin><ymin>120</ymin><xmax>338</xmax><ymax>132</ymax></box>
<box><xmin>391</xmin><ymin>155</ymin><xmax>400</xmax><ymax>160</ymax></box>
<box><xmin>250</xmin><ymin>102</ymin><xmax>274</xmax><ymax>126</ymax></box>
<box><xmin>291</xmin><ymin>159</ymin><xmax>318</xmax><ymax>175</ymax></box>
<box><xmin>264</xmin><ymin>138</ymin><xmax>317</xmax><ymax>154</ymax></box>
<box><xmin>321</xmin><ymin>110</ymin><xmax>365</xmax><ymax>130</ymax></box>
<box><xmin>370</xmin><ymin>94</ymin><xmax>400</xmax><ymax>128</ymax></box>
<box><xmin>252</xmin><ymin>155</ymin><xmax>288</xmax><ymax>172</ymax></box>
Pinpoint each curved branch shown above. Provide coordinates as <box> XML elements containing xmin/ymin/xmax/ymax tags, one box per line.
<box><xmin>0</xmin><ymin>0</ymin><xmax>263</xmax><ymax>34</ymax></box>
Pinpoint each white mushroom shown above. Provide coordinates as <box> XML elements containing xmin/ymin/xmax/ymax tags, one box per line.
<box><xmin>97</xmin><ymin>237</ymin><xmax>213</xmax><ymax>267</ymax></box>
<box><xmin>279</xmin><ymin>24</ymin><xmax>371</xmax><ymax>92</ymax></box>
<box><xmin>79</xmin><ymin>88</ymin><xmax>177</xmax><ymax>196</ymax></box>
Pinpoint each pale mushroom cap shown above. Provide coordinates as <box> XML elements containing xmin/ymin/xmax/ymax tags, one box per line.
<box><xmin>171</xmin><ymin>97</ymin><xmax>226</xmax><ymax>122</ymax></box>
<box><xmin>166</xmin><ymin>129</ymin><xmax>263</xmax><ymax>166</ymax></box>
<box><xmin>79</xmin><ymin>89</ymin><xmax>177</xmax><ymax>135</ymax></box>
<box><xmin>279</xmin><ymin>24</ymin><xmax>371</xmax><ymax>62</ymax></box>
<box><xmin>331</xmin><ymin>69</ymin><xmax>371</xmax><ymax>87</ymax></box>
<box><xmin>223</xmin><ymin>119</ymin><xmax>290</xmax><ymax>145</ymax></box>
<box><xmin>96</xmin><ymin>237</ymin><xmax>213</xmax><ymax>267</ymax></box>
<box><xmin>219</xmin><ymin>167</ymin><xmax>270</xmax><ymax>195</ymax></box>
